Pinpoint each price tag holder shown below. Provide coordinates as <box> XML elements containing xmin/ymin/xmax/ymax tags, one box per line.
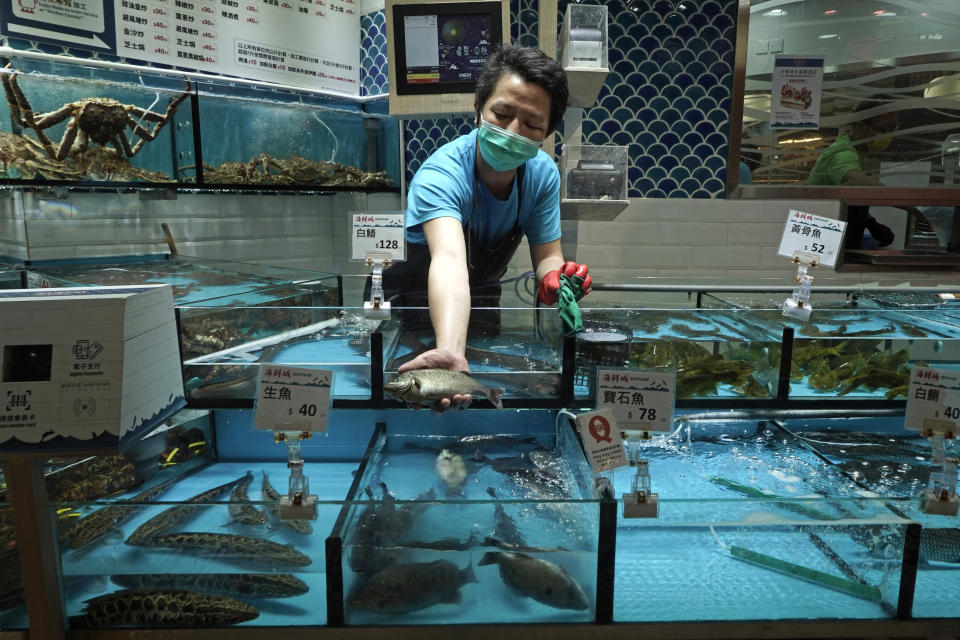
<box><xmin>777</xmin><ymin>209</ymin><xmax>846</xmax><ymax>268</ymax></box>
<box><xmin>905</xmin><ymin>366</ymin><xmax>960</xmax><ymax>437</ymax></box>
<box><xmin>253</xmin><ymin>365</ymin><xmax>333</xmax><ymax>432</ymax></box>
<box><xmin>575</xmin><ymin>409</ymin><xmax>628</xmax><ymax>473</ymax></box>
<box><xmin>351</xmin><ymin>212</ymin><xmax>406</xmax><ymax>263</ymax></box>
<box><xmin>596</xmin><ymin>369</ymin><xmax>675</xmax><ymax>432</ymax></box>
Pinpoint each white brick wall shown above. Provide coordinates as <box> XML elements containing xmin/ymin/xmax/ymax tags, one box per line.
<box><xmin>1</xmin><ymin>190</ymin><xmax>955</xmax><ymax>299</ymax></box>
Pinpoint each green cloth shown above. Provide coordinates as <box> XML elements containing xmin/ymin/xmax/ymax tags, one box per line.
<box><xmin>807</xmin><ymin>133</ymin><xmax>863</xmax><ymax>185</ymax></box>
<box><xmin>558</xmin><ymin>273</ymin><xmax>584</xmax><ymax>336</ymax></box>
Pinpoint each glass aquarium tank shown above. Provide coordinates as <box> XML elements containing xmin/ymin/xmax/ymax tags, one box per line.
<box><xmin>0</xmin><ymin>58</ymin><xmax>195</xmax><ymax>184</ymax></box>
<box><xmin>22</xmin><ymin>254</ymin><xmax>339</xmax><ymax>306</ymax></box>
<box><xmin>194</xmin><ymin>81</ymin><xmax>397</xmax><ymax>190</ymax></box>
<box><xmin>328</xmin><ymin>412</ymin><xmax>600</xmax><ymax>625</ymax></box>
<box><xmin>180</xmin><ymin>305</ymin><xmax>376</xmax><ymax>404</ymax></box>
<box><xmin>608</xmin><ymin>416</ymin><xmax>932</xmax><ymax>622</ymax></box>
<box><xmin>49</xmin><ymin>407</ymin><xmax>346</xmax><ymax>629</ymax></box>
<box><xmin>381</xmin><ymin>306</ymin><xmax>564</xmax><ymax>405</ymax></box>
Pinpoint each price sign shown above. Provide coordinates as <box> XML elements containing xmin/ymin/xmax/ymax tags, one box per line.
<box><xmin>575</xmin><ymin>409</ymin><xmax>628</xmax><ymax>473</ymax></box>
<box><xmin>777</xmin><ymin>209</ymin><xmax>846</xmax><ymax>268</ymax></box>
<box><xmin>596</xmin><ymin>369</ymin><xmax>675</xmax><ymax>432</ymax></box>
<box><xmin>905</xmin><ymin>366</ymin><xmax>960</xmax><ymax>436</ymax></box>
<box><xmin>351</xmin><ymin>212</ymin><xmax>406</xmax><ymax>263</ymax></box>
<box><xmin>253</xmin><ymin>365</ymin><xmax>332</xmax><ymax>432</ymax></box>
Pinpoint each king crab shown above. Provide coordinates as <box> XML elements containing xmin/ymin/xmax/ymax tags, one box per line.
<box><xmin>2</xmin><ymin>65</ymin><xmax>191</xmax><ymax>161</ymax></box>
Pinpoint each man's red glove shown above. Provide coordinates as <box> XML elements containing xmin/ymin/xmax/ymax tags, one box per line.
<box><xmin>537</xmin><ymin>261</ymin><xmax>592</xmax><ymax>305</ymax></box>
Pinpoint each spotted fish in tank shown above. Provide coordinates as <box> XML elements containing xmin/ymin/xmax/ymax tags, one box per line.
<box><xmin>348</xmin><ymin>559</ymin><xmax>476</xmax><ymax>614</ymax></box>
<box><xmin>110</xmin><ymin>572</ymin><xmax>308</xmax><ymax>598</ymax></box>
<box><xmin>64</xmin><ymin>475</ymin><xmax>178</xmax><ymax>550</ymax></box>
<box><xmin>228</xmin><ymin>471</ymin><xmax>268</xmax><ymax>526</ymax></box>
<box><xmin>147</xmin><ymin>531</ymin><xmax>312</xmax><ymax>567</ymax></box>
<box><xmin>69</xmin><ymin>589</ymin><xmax>259</xmax><ymax>627</ymax></box>
<box><xmin>479</xmin><ymin>551</ymin><xmax>590</xmax><ymax>610</ymax></box>
<box><xmin>261</xmin><ymin>471</ymin><xmax>313</xmax><ymax>535</ymax></box>
<box><xmin>126</xmin><ymin>473</ymin><xmax>248</xmax><ymax>545</ymax></box>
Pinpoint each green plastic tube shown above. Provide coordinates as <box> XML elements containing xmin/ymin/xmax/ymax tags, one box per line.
<box><xmin>730</xmin><ymin>545</ymin><xmax>883</xmax><ymax>603</ymax></box>
<box><xmin>710</xmin><ymin>475</ymin><xmax>839</xmax><ymax>521</ymax></box>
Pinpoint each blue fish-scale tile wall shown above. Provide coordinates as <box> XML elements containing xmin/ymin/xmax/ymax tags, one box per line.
<box><xmin>373</xmin><ymin>0</ymin><xmax>735</xmax><ymax>197</ymax></box>
<box><xmin>360</xmin><ymin>10</ymin><xmax>389</xmax><ymax>96</ymax></box>
<box><xmin>572</xmin><ymin>0</ymin><xmax>735</xmax><ymax>198</ymax></box>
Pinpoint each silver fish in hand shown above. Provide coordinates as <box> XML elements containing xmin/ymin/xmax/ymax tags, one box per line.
<box><xmin>384</xmin><ymin>369</ymin><xmax>504</xmax><ymax>409</ymax></box>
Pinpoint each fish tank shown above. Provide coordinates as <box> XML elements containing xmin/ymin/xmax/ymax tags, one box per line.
<box><xmin>606</xmin><ymin>415</ymin><xmax>948</xmax><ymax>622</ymax></box>
<box><xmin>51</xmin><ymin>406</ymin><xmax>365</xmax><ymax>629</ymax></box>
<box><xmin>328</xmin><ymin>413</ymin><xmax>600</xmax><ymax>625</ymax></box>
<box><xmin>180</xmin><ymin>305</ymin><xmax>377</xmax><ymax>405</ymax></box>
<box><xmin>381</xmin><ymin>306</ymin><xmax>565</xmax><ymax>406</ymax></box>
<box><xmin>0</xmin><ymin>58</ymin><xmax>194</xmax><ymax>184</ymax></box>
<box><xmin>21</xmin><ymin>254</ymin><xmax>339</xmax><ymax>306</ymax></box>
<box><xmin>194</xmin><ymin>81</ymin><xmax>398</xmax><ymax>190</ymax></box>
<box><xmin>0</xmin><ymin>462</ymin><xmax>27</xmax><ymax>629</ymax></box>
<box><xmin>573</xmin><ymin>308</ymin><xmax>783</xmax><ymax>402</ymax></box>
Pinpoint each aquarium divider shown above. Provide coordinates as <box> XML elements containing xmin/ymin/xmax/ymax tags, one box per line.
<box><xmin>595</xmin><ymin>485</ymin><xmax>617</xmax><ymax>624</ymax></box>
<box><xmin>562</xmin><ymin>335</ymin><xmax>576</xmax><ymax>406</ymax></box>
<box><xmin>897</xmin><ymin>522</ymin><xmax>921</xmax><ymax>618</ymax></box>
<box><xmin>325</xmin><ymin>421</ymin><xmax>385</xmax><ymax>626</ymax></box>
<box><xmin>371</xmin><ymin>331</ymin><xmax>384</xmax><ymax>404</ymax></box>
<box><xmin>776</xmin><ymin>326</ymin><xmax>794</xmax><ymax>401</ymax></box>
<box><xmin>190</xmin><ymin>88</ymin><xmax>204</xmax><ymax>184</ymax></box>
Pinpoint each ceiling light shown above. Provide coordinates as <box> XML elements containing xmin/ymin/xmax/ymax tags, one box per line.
<box><xmin>921</xmin><ymin>12</ymin><xmax>928</xmax><ymax>16</ymax></box>
<box><xmin>824</xmin><ymin>9</ymin><xmax>837</xmax><ymax>15</ymax></box>
<box><xmin>873</xmin><ymin>9</ymin><xmax>897</xmax><ymax>16</ymax></box>
<box><xmin>818</xmin><ymin>34</ymin><xmax>838</xmax><ymax>39</ymax></box>
<box><xmin>763</xmin><ymin>9</ymin><xmax>787</xmax><ymax>17</ymax></box>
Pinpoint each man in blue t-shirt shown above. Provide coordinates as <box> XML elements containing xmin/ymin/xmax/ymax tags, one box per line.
<box><xmin>381</xmin><ymin>45</ymin><xmax>591</xmax><ymax>411</ymax></box>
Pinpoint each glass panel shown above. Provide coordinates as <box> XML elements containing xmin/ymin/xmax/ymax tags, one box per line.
<box><xmin>383</xmin><ymin>307</ymin><xmax>564</xmax><ymax>403</ymax></box>
<box><xmin>0</xmin><ymin>462</ymin><xmax>27</xmax><ymax>629</ymax></box>
<box><xmin>577</xmin><ymin>308</ymin><xmax>783</xmax><ymax>401</ymax></box>
<box><xmin>180</xmin><ymin>305</ymin><xmax>372</xmax><ymax>403</ymax></box>
<box><xmin>0</xmin><ymin>57</ymin><xmax>194</xmax><ymax>183</ymax></box>
<box><xmin>47</xmin><ymin>410</ymin><xmax>340</xmax><ymax>628</ymax></box>
<box><xmin>612</xmin><ymin>418</ymin><xmax>922</xmax><ymax>622</ymax></box>
<box><xmin>21</xmin><ymin>255</ymin><xmax>338</xmax><ymax>305</ymax></box>
<box><xmin>741</xmin><ymin>0</ymin><xmax>960</xmax><ymax>193</ymax></box>
<box><xmin>337</xmin><ymin>416</ymin><xmax>598</xmax><ymax>624</ymax></box>
<box><xmin>195</xmin><ymin>82</ymin><xmax>398</xmax><ymax>188</ymax></box>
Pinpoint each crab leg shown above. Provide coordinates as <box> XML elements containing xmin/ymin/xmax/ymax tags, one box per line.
<box><xmin>55</xmin><ymin>120</ymin><xmax>80</xmax><ymax>161</ymax></box>
<box><xmin>126</xmin><ymin>83</ymin><xmax>191</xmax><ymax>155</ymax></box>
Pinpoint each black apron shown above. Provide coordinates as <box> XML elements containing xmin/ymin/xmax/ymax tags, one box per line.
<box><xmin>366</xmin><ymin>164</ymin><xmax>526</xmax><ymax>337</ymax></box>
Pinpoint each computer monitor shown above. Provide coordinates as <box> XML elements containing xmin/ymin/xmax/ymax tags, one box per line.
<box><xmin>386</xmin><ymin>0</ymin><xmax>508</xmax><ymax>117</ymax></box>
<box><xmin>392</xmin><ymin>1</ymin><xmax>502</xmax><ymax>96</ymax></box>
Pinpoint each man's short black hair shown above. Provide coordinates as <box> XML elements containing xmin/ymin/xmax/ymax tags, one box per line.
<box><xmin>474</xmin><ymin>44</ymin><xmax>569</xmax><ymax>136</ymax></box>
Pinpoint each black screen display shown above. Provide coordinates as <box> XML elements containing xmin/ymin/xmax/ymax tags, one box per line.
<box><xmin>3</xmin><ymin>344</ymin><xmax>53</xmax><ymax>382</ymax></box>
<box><xmin>393</xmin><ymin>2</ymin><xmax>503</xmax><ymax>96</ymax></box>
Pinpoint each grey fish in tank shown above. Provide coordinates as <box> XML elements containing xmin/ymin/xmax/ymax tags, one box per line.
<box><xmin>64</xmin><ymin>475</ymin><xmax>178</xmax><ymax>550</ymax></box>
<box><xmin>479</xmin><ymin>551</ymin><xmax>590</xmax><ymax>611</ymax></box>
<box><xmin>261</xmin><ymin>471</ymin><xmax>313</xmax><ymax>535</ymax></box>
<box><xmin>228</xmin><ymin>470</ymin><xmax>268</xmax><ymax>526</ymax></box>
<box><xmin>110</xmin><ymin>572</ymin><xmax>308</xmax><ymax>598</ymax></box>
<box><xmin>486</xmin><ymin>487</ymin><xmax>525</xmax><ymax>548</ymax></box>
<box><xmin>348</xmin><ymin>559</ymin><xmax>477</xmax><ymax>614</ymax></box>
<box><xmin>69</xmin><ymin>589</ymin><xmax>259</xmax><ymax>627</ymax></box>
<box><xmin>347</xmin><ymin>483</ymin><xmax>434</xmax><ymax>574</ymax></box>
<box><xmin>384</xmin><ymin>369</ymin><xmax>504</xmax><ymax>409</ymax></box>
<box><xmin>435</xmin><ymin>449</ymin><xmax>468</xmax><ymax>495</ymax></box>
<box><xmin>148</xmin><ymin>531</ymin><xmax>312</xmax><ymax>567</ymax></box>
<box><xmin>126</xmin><ymin>473</ymin><xmax>249</xmax><ymax>545</ymax></box>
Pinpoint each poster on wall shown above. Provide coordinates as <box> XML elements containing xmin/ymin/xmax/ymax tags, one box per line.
<box><xmin>770</xmin><ymin>55</ymin><xmax>824</xmax><ymax>130</ymax></box>
<box><xmin>0</xmin><ymin>0</ymin><xmax>360</xmax><ymax>95</ymax></box>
